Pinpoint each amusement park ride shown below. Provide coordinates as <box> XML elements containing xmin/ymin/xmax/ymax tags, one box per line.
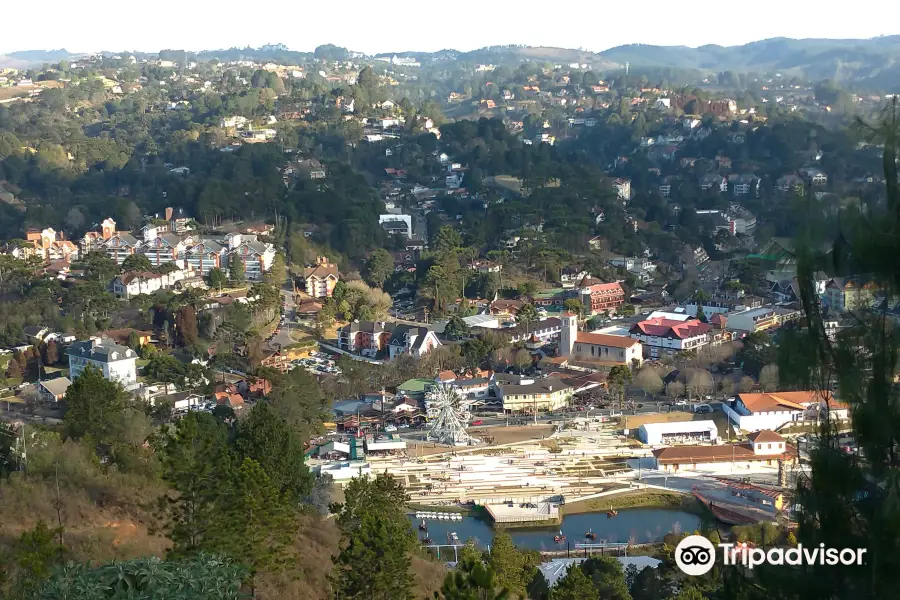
<box><xmin>426</xmin><ymin>384</ymin><xmax>477</xmax><ymax>446</ymax></box>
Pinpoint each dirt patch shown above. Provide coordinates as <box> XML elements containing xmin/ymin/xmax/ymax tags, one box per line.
<box><xmin>470</xmin><ymin>425</ymin><xmax>554</xmax><ymax>446</ymax></box>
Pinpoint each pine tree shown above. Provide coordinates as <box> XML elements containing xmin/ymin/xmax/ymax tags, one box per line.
<box><xmin>549</xmin><ymin>564</ymin><xmax>595</xmax><ymax>600</ymax></box>
<box><xmin>207</xmin><ymin>266</ymin><xmax>228</xmax><ymax>291</ymax></box>
<box><xmin>435</xmin><ymin>557</ymin><xmax>510</xmax><ymax>600</ymax></box>
<box><xmin>176</xmin><ymin>306</ymin><xmax>199</xmax><ymax>347</ymax></box>
<box><xmin>762</xmin><ymin>100</ymin><xmax>900</xmax><ymax>599</ymax></box>
<box><xmin>156</xmin><ymin>412</ymin><xmax>231</xmax><ymax>558</ymax></box>
<box><xmin>233</xmin><ymin>402</ymin><xmax>313</xmax><ymax>503</ymax></box>
<box><xmin>10</xmin><ymin>520</ymin><xmax>66</xmax><ymax>597</ymax></box>
<box><xmin>229</xmin><ymin>258</ymin><xmax>245</xmax><ymax>284</ymax></box>
<box><xmin>44</xmin><ymin>339</ymin><xmax>59</xmax><ymax>365</ymax></box>
<box><xmin>579</xmin><ymin>556</ymin><xmax>630</xmax><ymax>600</ymax></box>
<box><xmin>207</xmin><ymin>458</ymin><xmax>296</xmax><ymax>592</ymax></box>
<box><xmin>330</xmin><ymin>473</ymin><xmax>416</xmax><ymax>600</ymax></box>
<box><xmin>62</xmin><ymin>366</ymin><xmax>127</xmax><ymax>442</ymax></box>
<box><xmin>5</xmin><ymin>357</ymin><xmax>22</xmax><ymax>379</ymax></box>
<box><xmin>486</xmin><ymin>533</ymin><xmax>530</xmax><ymax>598</ymax></box>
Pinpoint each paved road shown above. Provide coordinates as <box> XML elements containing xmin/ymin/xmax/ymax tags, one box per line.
<box><xmin>269</xmin><ymin>285</ymin><xmax>297</xmax><ymax>350</ymax></box>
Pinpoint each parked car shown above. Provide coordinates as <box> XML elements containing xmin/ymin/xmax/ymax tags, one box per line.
<box><xmin>471</xmin><ymin>420</ymin><xmax>483</xmax><ymax>426</ymax></box>
<box><xmin>384</xmin><ymin>424</ymin><xmax>398</xmax><ymax>433</ymax></box>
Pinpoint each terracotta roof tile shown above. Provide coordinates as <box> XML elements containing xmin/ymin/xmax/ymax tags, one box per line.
<box><xmin>747</xmin><ymin>430</ymin><xmax>785</xmax><ymax>444</ymax></box>
<box><xmin>574</xmin><ymin>332</ymin><xmax>639</xmax><ymax>348</ymax></box>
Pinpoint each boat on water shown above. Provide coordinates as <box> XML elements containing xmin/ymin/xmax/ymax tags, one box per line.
<box><xmin>607</xmin><ymin>506</ymin><xmax>619</xmax><ymax>518</ymax></box>
<box><xmin>554</xmin><ymin>534</ymin><xmax>566</xmax><ymax>543</ymax></box>
<box><xmin>418</xmin><ymin>520</ymin><xmax>428</xmax><ymax>531</ymax></box>
<box><xmin>448</xmin><ymin>532</ymin><xmax>460</xmax><ymax>543</ymax></box>
<box><xmin>585</xmin><ymin>529</ymin><xmax>597</xmax><ymax>540</ymax></box>
<box><xmin>422</xmin><ymin>537</ymin><xmax>432</xmax><ymax>544</ymax></box>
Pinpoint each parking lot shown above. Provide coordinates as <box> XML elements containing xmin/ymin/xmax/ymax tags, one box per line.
<box><xmin>290</xmin><ymin>351</ymin><xmax>342</xmax><ymax>376</ymax></box>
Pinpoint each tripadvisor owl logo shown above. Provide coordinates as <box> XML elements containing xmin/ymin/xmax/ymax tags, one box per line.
<box><xmin>675</xmin><ymin>535</ymin><xmax>716</xmax><ymax>576</ymax></box>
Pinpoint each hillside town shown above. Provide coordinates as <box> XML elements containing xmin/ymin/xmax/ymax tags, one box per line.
<box><xmin>0</xmin><ymin>35</ymin><xmax>896</xmax><ymax>600</ymax></box>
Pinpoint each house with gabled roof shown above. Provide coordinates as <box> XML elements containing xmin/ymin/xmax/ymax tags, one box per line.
<box><xmin>629</xmin><ymin>317</ymin><xmax>711</xmax><ymax>356</ymax></box>
<box><xmin>339</xmin><ymin>321</ymin><xmax>394</xmax><ymax>356</ymax></box>
<box><xmin>559</xmin><ymin>313</ymin><xmax>642</xmax><ymax>366</ymax></box>
<box><xmin>139</xmin><ymin>233</ymin><xmax>190</xmax><ymax>268</ymax></box>
<box><xmin>723</xmin><ymin>390</ymin><xmax>849</xmax><ymax>432</ymax></box>
<box><xmin>66</xmin><ymin>337</ymin><xmax>137</xmax><ymax>388</ymax></box>
<box><xmin>227</xmin><ymin>238</ymin><xmax>276</xmax><ymax>281</ymax></box>
<box><xmin>388</xmin><ymin>325</ymin><xmax>441</xmax><ymax>360</ymax></box>
<box><xmin>652</xmin><ymin>430</ymin><xmax>794</xmax><ymax>472</ymax></box>
<box><xmin>302</xmin><ymin>256</ymin><xmax>339</xmax><ymax>298</ymax></box>
<box><xmin>824</xmin><ymin>276</ymin><xmax>877</xmax><ymax>313</ymax></box>
<box><xmin>101</xmin><ymin>231</ymin><xmax>139</xmax><ymax>265</ymax></box>
<box><xmin>38</xmin><ymin>377</ymin><xmax>72</xmax><ymax>402</ymax></box>
<box><xmin>182</xmin><ymin>240</ymin><xmax>225</xmax><ymax>276</ymax></box>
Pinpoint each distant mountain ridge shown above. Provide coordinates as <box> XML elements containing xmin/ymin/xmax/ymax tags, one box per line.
<box><xmin>2</xmin><ymin>36</ymin><xmax>899</xmax><ymax>89</ymax></box>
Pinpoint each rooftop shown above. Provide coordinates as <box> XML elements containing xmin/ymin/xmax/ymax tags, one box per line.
<box><xmin>630</xmin><ymin>317</ymin><xmax>710</xmax><ymax>339</ymax></box>
<box><xmin>748</xmin><ymin>430</ymin><xmax>785</xmax><ymax>444</ymax></box>
<box><xmin>66</xmin><ymin>338</ymin><xmax>136</xmax><ymax>363</ymax></box>
<box><xmin>737</xmin><ymin>391</ymin><xmax>829</xmax><ymax>413</ymax></box>
<box><xmin>652</xmin><ymin>442</ymin><xmax>793</xmax><ymax>465</ymax></box>
<box><xmin>39</xmin><ymin>377</ymin><xmax>72</xmax><ymax>397</ymax></box>
<box><xmin>574</xmin><ymin>332</ymin><xmax>639</xmax><ymax>348</ymax></box>
<box><xmin>500</xmin><ymin>376</ymin><xmax>572</xmax><ymax>396</ymax></box>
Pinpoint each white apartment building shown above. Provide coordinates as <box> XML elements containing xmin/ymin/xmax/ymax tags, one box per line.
<box><xmin>66</xmin><ymin>337</ymin><xmax>138</xmax><ymax>388</ymax></box>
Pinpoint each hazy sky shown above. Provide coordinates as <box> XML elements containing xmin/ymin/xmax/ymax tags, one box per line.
<box><xmin>3</xmin><ymin>0</ymin><xmax>899</xmax><ymax>55</ymax></box>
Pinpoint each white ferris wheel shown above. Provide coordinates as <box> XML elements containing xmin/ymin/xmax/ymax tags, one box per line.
<box><xmin>426</xmin><ymin>384</ymin><xmax>475</xmax><ymax>446</ymax></box>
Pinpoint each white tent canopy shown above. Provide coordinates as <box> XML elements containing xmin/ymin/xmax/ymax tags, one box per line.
<box><xmin>638</xmin><ymin>420</ymin><xmax>719</xmax><ymax>445</ymax></box>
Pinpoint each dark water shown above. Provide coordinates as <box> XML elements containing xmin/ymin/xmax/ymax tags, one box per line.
<box><xmin>409</xmin><ymin>508</ymin><xmax>701</xmax><ymax>551</ymax></box>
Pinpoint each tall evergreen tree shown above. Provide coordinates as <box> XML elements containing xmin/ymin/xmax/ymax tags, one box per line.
<box><xmin>434</xmin><ymin>556</ymin><xmax>510</xmax><ymax>600</ymax></box>
<box><xmin>232</xmin><ymin>402</ymin><xmax>313</xmax><ymax>503</ymax></box>
<box><xmin>207</xmin><ymin>458</ymin><xmax>297</xmax><ymax>592</ymax></box>
<box><xmin>156</xmin><ymin>412</ymin><xmax>231</xmax><ymax>558</ymax></box>
<box><xmin>549</xmin><ymin>564</ymin><xmax>596</xmax><ymax>600</ymax></box>
<box><xmin>486</xmin><ymin>533</ymin><xmax>534</xmax><ymax>598</ymax></box>
<box><xmin>62</xmin><ymin>366</ymin><xmax>127</xmax><ymax>442</ymax></box>
<box><xmin>229</xmin><ymin>258</ymin><xmax>245</xmax><ymax>284</ymax></box>
<box><xmin>763</xmin><ymin>100</ymin><xmax>900</xmax><ymax>599</ymax></box>
<box><xmin>330</xmin><ymin>473</ymin><xmax>416</xmax><ymax>600</ymax></box>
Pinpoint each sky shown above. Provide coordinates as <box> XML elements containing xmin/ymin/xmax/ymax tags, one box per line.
<box><xmin>2</xmin><ymin>0</ymin><xmax>899</xmax><ymax>56</ymax></box>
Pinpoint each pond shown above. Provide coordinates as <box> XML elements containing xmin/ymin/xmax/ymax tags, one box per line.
<box><xmin>408</xmin><ymin>508</ymin><xmax>701</xmax><ymax>551</ymax></box>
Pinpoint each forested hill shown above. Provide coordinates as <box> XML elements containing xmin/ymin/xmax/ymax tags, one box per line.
<box><xmin>596</xmin><ymin>36</ymin><xmax>900</xmax><ymax>87</ymax></box>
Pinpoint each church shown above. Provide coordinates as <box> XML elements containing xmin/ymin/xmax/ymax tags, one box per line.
<box><xmin>559</xmin><ymin>313</ymin><xmax>643</xmax><ymax>367</ymax></box>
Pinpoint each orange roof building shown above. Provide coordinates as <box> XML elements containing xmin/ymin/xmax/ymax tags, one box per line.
<box><xmin>729</xmin><ymin>390</ymin><xmax>848</xmax><ymax>433</ymax></box>
<box><xmin>652</xmin><ymin>434</ymin><xmax>794</xmax><ymax>472</ymax></box>
<box><xmin>302</xmin><ymin>256</ymin><xmax>339</xmax><ymax>298</ymax></box>
<box><xmin>559</xmin><ymin>313</ymin><xmax>643</xmax><ymax>367</ymax></box>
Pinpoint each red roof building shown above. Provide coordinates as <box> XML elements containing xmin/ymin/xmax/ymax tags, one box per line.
<box><xmin>629</xmin><ymin>317</ymin><xmax>711</xmax><ymax>354</ymax></box>
<box><xmin>576</xmin><ymin>280</ymin><xmax>625</xmax><ymax>315</ymax></box>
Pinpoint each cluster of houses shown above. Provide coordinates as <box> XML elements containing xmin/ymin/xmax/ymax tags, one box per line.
<box><xmin>29</xmin><ymin>328</ymin><xmax>286</xmax><ymax>415</ymax></box>
<box><xmin>328</xmin><ymin>367</ymin><xmax>608</xmax><ymax>428</ymax></box>
<box><xmin>11</xmin><ymin>209</ymin><xmax>277</xmax><ymax>283</ymax></box>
